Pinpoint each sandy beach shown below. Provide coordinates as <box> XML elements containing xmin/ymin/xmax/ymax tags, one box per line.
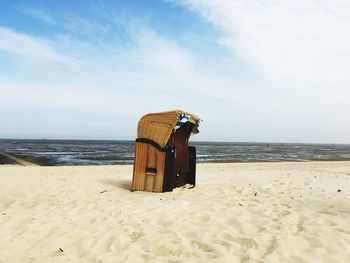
<box><xmin>0</xmin><ymin>162</ymin><xmax>349</xmax><ymax>263</ymax></box>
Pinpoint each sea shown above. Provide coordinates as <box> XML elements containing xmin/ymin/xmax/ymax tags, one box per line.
<box><xmin>1</xmin><ymin>139</ymin><xmax>350</xmax><ymax>166</ymax></box>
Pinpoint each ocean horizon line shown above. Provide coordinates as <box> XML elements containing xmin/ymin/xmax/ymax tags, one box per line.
<box><xmin>1</xmin><ymin>138</ymin><xmax>350</xmax><ymax>146</ymax></box>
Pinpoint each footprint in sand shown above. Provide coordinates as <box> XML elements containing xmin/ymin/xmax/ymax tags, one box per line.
<box><xmin>305</xmin><ymin>236</ymin><xmax>323</xmax><ymax>248</ymax></box>
<box><xmin>190</xmin><ymin>240</ymin><xmax>215</xmax><ymax>253</ymax></box>
<box><xmin>327</xmin><ymin>220</ymin><xmax>338</xmax><ymax>226</ymax></box>
<box><xmin>318</xmin><ymin>211</ymin><xmax>337</xmax><ymax>216</ymax></box>
<box><xmin>129</xmin><ymin>231</ymin><xmax>143</xmax><ymax>242</ymax></box>
<box><xmin>223</xmin><ymin>234</ymin><xmax>259</xmax><ymax>249</ymax></box>
<box><xmin>281</xmin><ymin>204</ymin><xmax>292</xmax><ymax>209</ymax></box>
<box><xmin>157</xmin><ymin>219</ymin><xmax>173</xmax><ymax>227</ymax></box>
<box><xmin>225</xmin><ymin>217</ymin><xmax>239</xmax><ymax>226</ymax></box>
<box><xmin>263</xmin><ymin>236</ymin><xmax>277</xmax><ymax>257</ymax></box>
<box><xmin>279</xmin><ymin>210</ymin><xmax>291</xmax><ymax>216</ymax></box>
<box><xmin>185</xmin><ymin>214</ymin><xmax>211</xmax><ymax>224</ymax></box>
<box><xmin>336</xmin><ymin>228</ymin><xmax>350</xmax><ymax>235</ymax></box>
<box><xmin>198</xmin><ymin>214</ymin><xmax>211</xmax><ymax>222</ymax></box>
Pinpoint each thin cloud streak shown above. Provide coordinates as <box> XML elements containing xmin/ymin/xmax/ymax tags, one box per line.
<box><xmin>0</xmin><ymin>27</ymin><xmax>71</xmax><ymax>64</ymax></box>
<box><xmin>16</xmin><ymin>6</ymin><xmax>56</xmax><ymax>25</ymax></box>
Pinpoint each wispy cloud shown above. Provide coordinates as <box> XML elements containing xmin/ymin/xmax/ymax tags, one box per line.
<box><xmin>174</xmin><ymin>0</ymin><xmax>350</xmax><ymax>86</ymax></box>
<box><xmin>16</xmin><ymin>6</ymin><xmax>56</xmax><ymax>25</ymax></box>
<box><xmin>167</xmin><ymin>0</ymin><xmax>350</xmax><ymax>142</ymax></box>
<box><xmin>0</xmin><ymin>27</ymin><xmax>70</xmax><ymax>64</ymax></box>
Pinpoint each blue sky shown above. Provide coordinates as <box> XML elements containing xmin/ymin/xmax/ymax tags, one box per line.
<box><xmin>1</xmin><ymin>0</ymin><xmax>350</xmax><ymax>143</ymax></box>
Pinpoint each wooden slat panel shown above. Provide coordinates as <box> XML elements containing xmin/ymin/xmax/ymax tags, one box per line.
<box><xmin>132</xmin><ymin>142</ymin><xmax>148</xmax><ymax>191</ymax></box>
<box><xmin>145</xmin><ymin>173</ymin><xmax>155</xmax><ymax>192</ymax></box>
<box><xmin>154</xmin><ymin>151</ymin><xmax>166</xmax><ymax>192</ymax></box>
<box><xmin>131</xmin><ymin>142</ymin><xmax>137</xmax><ymax>191</ymax></box>
<box><xmin>147</xmin><ymin>145</ymin><xmax>157</xmax><ymax>169</ymax></box>
<box><xmin>144</xmin><ymin>145</ymin><xmax>157</xmax><ymax>192</ymax></box>
<box><xmin>135</xmin><ymin>143</ymin><xmax>146</xmax><ymax>191</ymax></box>
<box><xmin>134</xmin><ymin>143</ymin><xmax>143</xmax><ymax>191</ymax></box>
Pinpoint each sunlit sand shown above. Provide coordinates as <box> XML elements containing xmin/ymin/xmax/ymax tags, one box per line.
<box><xmin>0</xmin><ymin>162</ymin><xmax>349</xmax><ymax>262</ymax></box>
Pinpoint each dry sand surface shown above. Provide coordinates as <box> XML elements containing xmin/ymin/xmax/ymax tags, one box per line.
<box><xmin>0</xmin><ymin>162</ymin><xmax>350</xmax><ymax>263</ymax></box>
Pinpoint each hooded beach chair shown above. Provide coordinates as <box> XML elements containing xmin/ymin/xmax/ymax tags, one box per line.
<box><xmin>131</xmin><ymin>110</ymin><xmax>201</xmax><ymax>192</ymax></box>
